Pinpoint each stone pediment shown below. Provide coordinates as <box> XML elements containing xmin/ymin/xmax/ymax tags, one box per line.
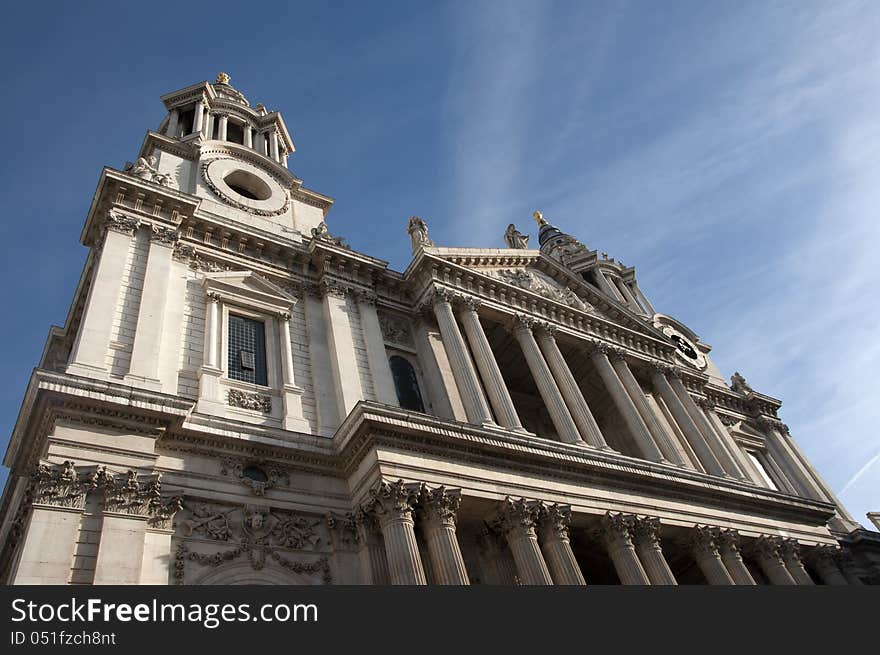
<box><xmin>201</xmin><ymin>271</ymin><xmax>295</xmax><ymax>313</ymax></box>
<box><xmin>482</xmin><ymin>267</ymin><xmax>594</xmax><ymax>313</ymax></box>
<box><xmin>421</xmin><ymin>248</ymin><xmax>667</xmax><ymax>342</ymax></box>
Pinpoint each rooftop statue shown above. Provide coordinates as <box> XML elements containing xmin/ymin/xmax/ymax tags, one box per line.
<box><xmin>407</xmin><ymin>216</ymin><xmax>434</xmax><ymax>253</ymax></box>
<box><xmin>504</xmin><ymin>223</ymin><xmax>530</xmax><ymax>249</ymax></box>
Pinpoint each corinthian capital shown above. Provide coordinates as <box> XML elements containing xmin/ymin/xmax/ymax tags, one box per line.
<box><xmin>418</xmin><ymin>485</ymin><xmax>462</xmax><ymax>529</ymax></box>
<box><xmin>461</xmin><ymin>296</ymin><xmax>482</xmax><ymax>312</ymax></box>
<box><xmin>600</xmin><ymin>512</ymin><xmax>636</xmax><ymax>546</ymax></box>
<box><xmin>753</xmin><ymin>535</ymin><xmax>785</xmax><ymax>561</ymax></box>
<box><xmin>490</xmin><ymin>497</ymin><xmax>540</xmax><ymax>538</ymax></box>
<box><xmin>632</xmin><ymin>516</ymin><xmax>663</xmax><ymax>548</ymax></box>
<box><xmin>537</xmin><ymin>502</ymin><xmax>572</xmax><ymax>542</ymax></box>
<box><xmin>716</xmin><ymin>528</ymin><xmax>742</xmax><ymax>554</ymax></box>
<box><xmin>587</xmin><ymin>340</ymin><xmax>610</xmax><ymax>357</ymax></box>
<box><xmin>690</xmin><ymin>525</ymin><xmax>720</xmax><ymax>557</ymax></box>
<box><xmin>433</xmin><ymin>287</ymin><xmax>459</xmax><ymax>306</ymax></box>
<box><xmin>780</xmin><ymin>538</ymin><xmax>804</xmax><ymax>564</ymax></box>
<box><xmin>149</xmin><ymin>224</ymin><xmax>180</xmax><ymax>246</ymax></box>
<box><xmin>512</xmin><ymin>313</ymin><xmax>535</xmax><ymax>332</ymax></box>
<box><xmin>363</xmin><ymin>479</ymin><xmax>421</xmax><ymax>526</ymax></box>
<box><xmin>105</xmin><ymin>210</ymin><xmax>141</xmax><ymax>236</ymax></box>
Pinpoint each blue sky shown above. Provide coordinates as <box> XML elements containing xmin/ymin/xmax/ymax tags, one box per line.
<box><xmin>0</xmin><ymin>0</ymin><xmax>877</xmax><ymax>527</ymax></box>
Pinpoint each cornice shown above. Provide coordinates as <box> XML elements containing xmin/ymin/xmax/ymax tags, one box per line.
<box><xmin>80</xmin><ymin>168</ymin><xmax>201</xmax><ymax>248</ymax></box>
<box><xmin>333</xmin><ymin>402</ymin><xmax>836</xmax><ymax>526</ymax></box>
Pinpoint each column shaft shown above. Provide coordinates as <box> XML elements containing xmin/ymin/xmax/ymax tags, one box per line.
<box><xmin>613</xmin><ymin>357</ymin><xmax>683</xmax><ymax>465</ymax></box>
<box><xmin>432</xmin><ymin>295</ymin><xmax>494</xmax><ymax>426</ymax></box>
<box><xmin>754</xmin><ymin>538</ymin><xmax>797</xmax><ymax>585</ymax></box>
<box><xmin>538</xmin><ymin>504</ymin><xmax>586</xmax><ymax>585</ymax></box>
<box><xmin>651</xmin><ymin>370</ymin><xmax>726</xmax><ymax>476</ymax></box>
<box><xmin>192</xmin><ymin>99</ymin><xmax>204</xmax><ymax>134</ymax></box>
<box><xmin>601</xmin><ymin>514</ymin><xmax>652</xmax><ymax>585</ymax></box>
<box><xmin>633</xmin><ymin>518</ymin><xmax>678</xmax><ymax>585</ymax></box>
<box><xmin>691</xmin><ymin>528</ymin><xmax>734</xmax><ymax>585</ymax></box>
<box><xmin>717</xmin><ymin>530</ymin><xmax>756</xmax><ymax>585</ymax></box>
<box><xmin>218</xmin><ymin>114</ymin><xmax>228</xmax><ymax>141</ymax></box>
<box><xmin>380</xmin><ymin>518</ymin><xmax>427</xmax><ymax>585</ymax></box>
<box><xmin>591</xmin><ymin>348</ymin><xmax>665</xmax><ymax>462</ymax></box>
<box><xmin>126</xmin><ymin>230</ymin><xmax>176</xmax><ymax>387</ymax></box>
<box><xmin>358</xmin><ymin>298</ymin><xmax>399</xmax><ymax>406</ymax></box>
<box><xmin>458</xmin><ymin>304</ymin><xmax>523</xmax><ymax>430</ymax></box>
<box><xmin>513</xmin><ymin>319</ymin><xmax>582</xmax><ymax>443</ymax></box>
<box><xmin>670</xmin><ymin>376</ymin><xmax>739</xmax><ymax>477</ymax></box>
<box><xmin>420</xmin><ymin>486</ymin><xmax>469</xmax><ymax>585</ymax></box>
<box><xmin>535</xmin><ymin>329</ymin><xmax>610</xmax><ymax>449</ymax></box>
<box><xmin>68</xmin><ymin>224</ymin><xmax>134</xmax><ymax>374</ymax></box>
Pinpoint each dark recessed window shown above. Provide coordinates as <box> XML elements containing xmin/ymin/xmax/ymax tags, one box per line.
<box><xmin>389</xmin><ymin>355</ymin><xmax>425</xmax><ymax>412</ymax></box>
<box><xmin>227</xmin><ymin>121</ymin><xmax>244</xmax><ymax>145</ymax></box>
<box><xmin>228</xmin><ymin>314</ymin><xmax>267</xmax><ymax>385</ymax></box>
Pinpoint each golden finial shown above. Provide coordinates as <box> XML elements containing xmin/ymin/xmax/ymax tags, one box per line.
<box><xmin>533</xmin><ymin>210</ymin><xmax>547</xmax><ymax>227</ymax></box>
<box><xmin>216</xmin><ymin>72</ymin><xmax>230</xmax><ymax>85</ymax></box>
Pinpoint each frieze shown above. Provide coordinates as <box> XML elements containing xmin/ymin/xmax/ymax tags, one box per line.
<box><xmin>179</xmin><ymin>501</ymin><xmax>325</xmax><ymax>552</ymax></box>
<box><xmin>174</xmin><ymin>542</ymin><xmax>331</xmax><ymax>585</ymax></box>
<box><xmin>227</xmin><ymin>389</ymin><xmax>272</xmax><ymax>413</ymax></box>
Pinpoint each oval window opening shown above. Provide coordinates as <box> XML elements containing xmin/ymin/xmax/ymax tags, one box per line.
<box><xmin>224</xmin><ymin>170</ymin><xmax>272</xmax><ymax>201</ymax></box>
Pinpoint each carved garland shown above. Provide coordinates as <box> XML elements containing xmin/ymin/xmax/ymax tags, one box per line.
<box><xmin>200</xmin><ymin>157</ymin><xmax>291</xmax><ymax>217</ymax></box>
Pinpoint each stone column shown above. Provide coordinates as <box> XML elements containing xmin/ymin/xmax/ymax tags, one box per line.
<box><xmin>244</xmin><ymin>125</ymin><xmax>253</xmax><ymax>148</ymax></box>
<box><xmin>11</xmin><ymin>462</ymin><xmax>88</xmax><ymax>584</ymax></box>
<box><xmin>590</xmin><ymin>344</ymin><xmax>665</xmax><ymax>463</ymax></box>
<box><xmin>457</xmin><ymin>299</ymin><xmax>524</xmax><ymax>431</ymax></box>
<box><xmin>690</xmin><ymin>526</ymin><xmax>735</xmax><ymax>585</ymax></box>
<box><xmin>632</xmin><ymin>517</ymin><xmax>678</xmax><ymax>585</ymax></box>
<box><xmin>633</xmin><ymin>284</ymin><xmax>655</xmax><ymax>315</ymax></box>
<box><xmin>599</xmin><ymin>513</ymin><xmax>652</xmax><ymax>585</ymax></box>
<box><xmin>534</xmin><ymin>326</ymin><xmax>612</xmax><ymax>450</ymax></box>
<box><xmin>670</xmin><ymin>376</ymin><xmax>741</xmax><ymax>478</ymax></box>
<box><xmin>277</xmin><ymin>311</ymin><xmax>309</xmax><ymax>432</ymax></box>
<box><xmin>432</xmin><ymin>291</ymin><xmax>495</xmax><ymax>426</ymax></box>
<box><xmin>716</xmin><ymin>529</ymin><xmax>756</xmax><ymax>585</ymax></box>
<box><xmin>365</xmin><ymin>480</ymin><xmax>426</xmax><ymax>585</ymax></box>
<box><xmin>512</xmin><ymin>316</ymin><xmax>582</xmax><ymax>444</ymax></box>
<box><xmin>166</xmin><ymin>108</ymin><xmax>179</xmax><ymax>137</ymax></box>
<box><xmin>808</xmin><ymin>546</ymin><xmax>849</xmax><ymax>586</ymax></box>
<box><xmin>537</xmin><ymin>503</ymin><xmax>586</xmax><ymax>585</ymax></box>
<box><xmin>611</xmin><ymin>354</ymin><xmax>684</xmax><ymax>465</ymax></box>
<box><xmin>836</xmin><ymin>552</ymin><xmax>864</xmax><ymax>585</ymax></box>
<box><xmin>699</xmin><ymin>401</ymin><xmax>752</xmax><ymax>480</ymax></box>
<box><xmin>269</xmin><ymin>130</ymin><xmax>280</xmax><ymax>162</ymax></box>
<box><xmin>492</xmin><ymin>498</ymin><xmax>554</xmax><ymax>585</ymax></box>
<box><xmin>357</xmin><ymin>293</ymin><xmax>399</xmax><ymax>407</ymax></box>
<box><xmin>753</xmin><ymin>536</ymin><xmax>797</xmax><ymax>585</ymax></box>
<box><xmin>204</xmin><ymin>113</ymin><xmax>214</xmax><ymax>140</ymax></box>
<box><xmin>353</xmin><ymin>509</ymin><xmax>390</xmax><ymax>585</ymax></box>
<box><xmin>477</xmin><ymin>526</ymin><xmax>519</xmax><ymax>584</ymax></box>
<box><xmin>192</xmin><ymin>98</ymin><xmax>204</xmax><ymax>135</ymax></box>
<box><xmin>650</xmin><ymin>366</ymin><xmax>726</xmax><ymax>476</ymax></box>
<box><xmin>418</xmin><ymin>486</ymin><xmax>469</xmax><ymax>585</ymax></box>
<box><xmin>196</xmin><ymin>291</ymin><xmax>223</xmax><ymax>413</ymax></box>
<box><xmin>125</xmin><ymin>225</ymin><xmax>178</xmax><ymax>389</ymax></box>
<box><xmin>779</xmin><ymin>539</ymin><xmax>815</xmax><ymax>585</ymax></box>
<box><xmin>68</xmin><ymin>213</ymin><xmax>139</xmax><ymax>376</ymax></box>
<box><xmin>322</xmin><ymin>283</ymin><xmax>365</xmax><ymax>421</ymax></box>
<box><xmin>218</xmin><ymin>114</ymin><xmax>228</xmax><ymax>141</ymax></box>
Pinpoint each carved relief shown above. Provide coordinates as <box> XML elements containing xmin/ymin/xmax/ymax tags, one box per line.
<box><xmin>407</xmin><ymin>216</ymin><xmax>434</xmax><ymax>253</ymax></box>
<box><xmin>125</xmin><ymin>155</ymin><xmax>171</xmax><ymax>187</ymax></box>
<box><xmin>219</xmin><ymin>457</ymin><xmax>290</xmax><ymax>496</ymax></box>
<box><xmin>227</xmin><ymin>389</ymin><xmax>272</xmax><ymax>413</ymax></box>
<box><xmin>378</xmin><ymin>311</ymin><xmax>415</xmax><ymax>348</ymax></box>
<box><xmin>489</xmin><ymin>268</ymin><xmax>592</xmax><ymax>312</ymax></box>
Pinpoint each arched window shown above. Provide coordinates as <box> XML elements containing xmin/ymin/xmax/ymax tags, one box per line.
<box><xmin>389</xmin><ymin>355</ymin><xmax>425</xmax><ymax>412</ymax></box>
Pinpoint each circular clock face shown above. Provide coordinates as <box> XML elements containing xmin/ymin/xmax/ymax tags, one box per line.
<box><xmin>659</xmin><ymin>325</ymin><xmax>706</xmax><ymax>369</ymax></box>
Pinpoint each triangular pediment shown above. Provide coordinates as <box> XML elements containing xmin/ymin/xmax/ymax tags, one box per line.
<box><xmin>201</xmin><ymin>271</ymin><xmax>294</xmax><ymax>313</ymax></box>
<box><xmin>420</xmin><ymin>247</ymin><xmax>667</xmax><ymax>341</ymax></box>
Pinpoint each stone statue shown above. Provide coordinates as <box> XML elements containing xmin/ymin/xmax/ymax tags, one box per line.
<box><xmin>730</xmin><ymin>371</ymin><xmax>753</xmax><ymax>394</ymax></box>
<box><xmin>126</xmin><ymin>155</ymin><xmax>170</xmax><ymax>186</ymax></box>
<box><xmin>504</xmin><ymin>223</ymin><xmax>530</xmax><ymax>249</ymax></box>
<box><xmin>310</xmin><ymin>221</ymin><xmax>348</xmax><ymax>247</ymax></box>
<box><xmin>407</xmin><ymin>216</ymin><xmax>434</xmax><ymax>253</ymax></box>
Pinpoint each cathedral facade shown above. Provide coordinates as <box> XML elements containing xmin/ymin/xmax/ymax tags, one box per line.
<box><xmin>1</xmin><ymin>75</ymin><xmax>877</xmax><ymax>585</ymax></box>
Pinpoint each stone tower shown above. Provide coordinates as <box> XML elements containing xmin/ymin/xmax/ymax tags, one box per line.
<box><xmin>0</xmin><ymin>75</ymin><xmax>877</xmax><ymax>586</ymax></box>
